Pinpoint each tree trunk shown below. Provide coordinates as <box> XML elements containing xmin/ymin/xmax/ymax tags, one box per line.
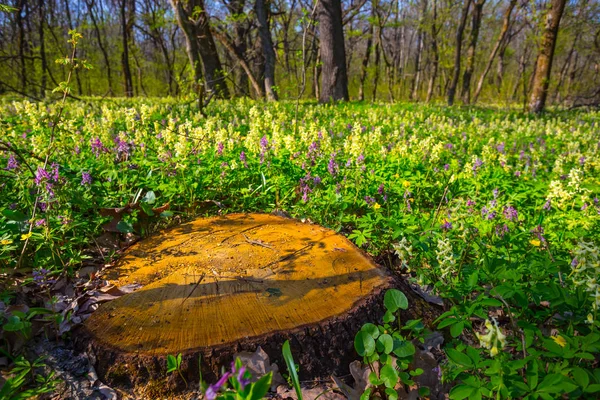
<box><xmin>447</xmin><ymin>0</ymin><xmax>472</xmax><ymax>106</ymax></box>
<box><xmin>120</xmin><ymin>0</ymin><xmax>134</xmax><ymax>97</ymax></box>
<box><xmin>38</xmin><ymin>0</ymin><xmax>47</xmax><ymax>97</ymax></box>
<box><xmin>426</xmin><ymin>0</ymin><xmax>438</xmax><ymax>102</ymax></box>
<box><xmin>226</xmin><ymin>0</ymin><xmax>249</xmax><ymax>97</ymax></box>
<box><xmin>86</xmin><ymin>0</ymin><xmax>114</xmax><ymax>95</ymax></box>
<box><xmin>255</xmin><ymin>0</ymin><xmax>278</xmax><ymax>101</ymax></box>
<box><xmin>358</xmin><ymin>25</ymin><xmax>373</xmax><ymax>101</ymax></box>
<box><xmin>212</xmin><ymin>30</ymin><xmax>265</xmax><ymax>98</ymax></box>
<box><xmin>16</xmin><ymin>0</ymin><xmax>27</xmax><ymax>93</ymax></box>
<box><xmin>460</xmin><ymin>0</ymin><xmax>485</xmax><ymax>104</ymax></box>
<box><xmin>372</xmin><ymin>40</ymin><xmax>381</xmax><ymax>101</ymax></box>
<box><xmin>170</xmin><ymin>0</ymin><xmax>204</xmax><ymax>104</ymax></box>
<box><xmin>528</xmin><ymin>0</ymin><xmax>567</xmax><ymax>113</ymax></box>
<box><xmin>410</xmin><ymin>0</ymin><xmax>428</xmax><ymax>101</ymax></box>
<box><xmin>472</xmin><ymin>0</ymin><xmax>516</xmax><ymax>103</ymax></box>
<box><xmin>81</xmin><ymin>214</ymin><xmax>402</xmax><ymax>389</ymax></box>
<box><xmin>318</xmin><ymin>0</ymin><xmax>349</xmax><ymax>102</ymax></box>
<box><xmin>63</xmin><ymin>0</ymin><xmax>83</xmax><ymax>95</ymax></box>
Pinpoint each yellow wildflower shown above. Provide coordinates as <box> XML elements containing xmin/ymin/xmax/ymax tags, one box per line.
<box><xmin>530</xmin><ymin>239</ymin><xmax>541</xmax><ymax>247</ymax></box>
<box><xmin>402</xmin><ymin>180</ymin><xmax>411</xmax><ymax>188</ymax></box>
<box><xmin>551</xmin><ymin>335</ymin><xmax>567</xmax><ymax>348</ymax></box>
<box><xmin>21</xmin><ymin>232</ymin><xmax>32</xmax><ymax>241</ymax></box>
<box><xmin>476</xmin><ymin>318</ymin><xmax>506</xmax><ymax>357</ymax></box>
<box><xmin>373</xmin><ymin>203</ymin><xmax>381</xmax><ymax>210</ymax></box>
<box><xmin>586</xmin><ymin>314</ymin><xmax>594</xmax><ymax>324</ymax></box>
<box><xmin>1</xmin><ymin>239</ymin><xmax>13</xmax><ymax>245</ymax></box>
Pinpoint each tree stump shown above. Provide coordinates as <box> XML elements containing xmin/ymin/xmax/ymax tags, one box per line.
<box><xmin>81</xmin><ymin>213</ymin><xmax>395</xmax><ymax>389</ymax></box>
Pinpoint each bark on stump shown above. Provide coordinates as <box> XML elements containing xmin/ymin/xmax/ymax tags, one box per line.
<box><xmin>80</xmin><ymin>213</ymin><xmax>396</xmax><ymax>389</ymax></box>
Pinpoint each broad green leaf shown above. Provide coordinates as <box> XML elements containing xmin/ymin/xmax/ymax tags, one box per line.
<box><xmin>445</xmin><ymin>348</ymin><xmax>473</xmax><ymax>368</ymax></box>
<box><xmin>354</xmin><ymin>331</ymin><xmax>376</xmax><ymax>357</ymax></box>
<box><xmin>384</xmin><ymin>289</ymin><xmax>408</xmax><ymax>312</ymax></box>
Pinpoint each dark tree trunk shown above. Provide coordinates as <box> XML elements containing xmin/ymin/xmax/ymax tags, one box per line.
<box><xmin>426</xmin><ymin>0</ymin><xmax>439</xmax><ymax>102</ymax></box>
<box><xmin>170</xmin><ymin>0</ymin><xmax>204</xmax><ymax>105</ymax></box>
<box><xmin>473</xmin><ymin>0</ymin><xmax>516</xmax><ymax>103</ymax></box>
<box><xmin>38</xmin><ymin>0</ymin><xmax>47</xmax><ymax>97</ymax></box>
<box><xmin>358</xmin><ymin>25</ymin><xmax>373</xmax><ymax>101</ymax></box>
<box><xmin>447</xmin><ymin>0</ymin><xmax>472</xmax><ymax>106</ymax></box>
<box><xmin>460</xmin><ymin>0</ymin><xmax>485</xmax><ymax>104</ymax></box>
<box><xmin>372</xmin><ymin>40</ymin><xmax>381</xmax><ymax>101</ymax></box>
<box><xmin>16</xmin><ymin>0</ymin><xmax>27</xmax><ymax>92</ymax></box>
<box><xmin>225</xmin><ymin>0</ymin><xmax>249</xmax><ymax>97</ymax></box>
<box><xmin>63</xmin><ymin>0</ymin><xmax>83</xmax><ymax>94</ymax></box>
<box><xmin>529</xmin><ymin>0</ymin><xmax>567</xmax><ymax>113</ymax></box>
<box><xmin>410</xmin><ymin>0</ymin><xmax>428</xmax><ymax>101</ymax></box>
<box><xmin>86</xmin><ymin>0</ymin><xmax>114</xmax><ymax>95</ymax></box>
<box><xmin>318</xmin><ymin>0</ymin><xmax>349</xmax><ymax>102</ymax></box>
<box><xmin>255</xmin><ymin>0</ymin><xmax>278</xmax><ymax>101</ymax></box>
<box><xmin>120</xmin><ymin>0</ymin><xmax>134</xmax><ymax>97</ymax></box>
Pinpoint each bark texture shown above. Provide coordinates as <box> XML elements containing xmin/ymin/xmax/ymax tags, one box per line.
<box><xmin>255</xmin><ymin>0</ymin><xmax>278</xmax><ymax>101</ymax></box>
<box><xmin>528</xmin><ymin>0</ymin><xmax>567</xmax><ymax>113</ymax></box>
<box><xmin>460</xmin><ymin>0</ymin><xmax>485</xmax><ymax>104</ymax></box>
<box><xmin>447</xmin><ymin>0</ymin><xmax>472</xmax><ymax>106</ymax></box>
<box><xmin>318</xmin><ymin>0</ymin><xmax>349</xmax><ymax>102</ymax></box>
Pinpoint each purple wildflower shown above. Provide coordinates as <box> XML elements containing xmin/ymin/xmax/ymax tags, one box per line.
<box><xmin>496</xmin><ymin>224</ymin><xmax>509</xmax><ymax>238</ymax></box>
<box><xmin>6</xmin><ymin>154</ymin><xmax>18</xmax><ymax>170</ymax></box>
<box><xmin>357</xmin><ymin>154</ymin><xmax>365</xmax><ymax>163</ymax></box>
<box><xmin>35</xmin><ymin>219</ymin><xmax>46</xmax><ymax>227</ymax></box>
<box><xmin>503</xmin><ymin>206</ymin><xmax>518</xmax><ymax>221</ymax></box>
<box><xmin>90</xmin><ymin>137</ymin><xmax>106</xmax><ymax>157</ymax></box>
<box><xmin>472</xmin><ymin>158</ymin><xmax>483</xmax><ymax>175</ymax></box>
<box><xmin>444</xmin><ymin>164</ymin><xmax>450</xmax><ymax>171</ymax></box>
<box><xmin>217</xmin><ymin>142</ymin><xmax>224</xmax><ymax>156</ymax></box>
<box><xmin>81</xmin><ymin>171</ymin><xmax>92</xmax><ymax>186</ymax></box>
<box><xmin>327</xmin><ymin>153</ymin><xmax>339</xmax><ymax>176</ymax></box>
<box><xmin>487</xmin><ymin>211</ymin><xmax>497</xmax><ymax>220</ymax></box>
<box><xmin>543</xmin><ymin>199</ymin><xmax>552</xmax><ymax>211</ymax></box>
<box><xmin>364</xmin><ymin>196</ymin><xmax>376</xmax><ymax>206</ymax></box>
<box><xmin>579</xmin><ymin>156</ymin><xmax>586</xmax><ymax>166</ymax></box>
<box><xmin>441</xmin><ymin>220</ymin><xmax>452</xmax><ymax>230</ymax></box>
<box><xmin>496</xmin><ymin>142</ymin><xmax>505</xmax><ymax>153</ymax></box>
<box><xmin>571</xmin><ymin>258</ymin><xmax>578</xmax><ymax>267</ymax></box>
<box><xmin>239</xmin><ymin>151</ymin><xmax>248</xmax><ymax>168</ymax></box>
<box><xmin>378</xmin><ymin>184</ymin><xmax>385</xmax><ymax>195</ymax></box>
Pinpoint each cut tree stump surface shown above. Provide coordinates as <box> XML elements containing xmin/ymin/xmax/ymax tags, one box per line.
<box><xmin>83</xmin><ymin>214</ymin><xmax>392</xmax><ymax>360</ymax></box>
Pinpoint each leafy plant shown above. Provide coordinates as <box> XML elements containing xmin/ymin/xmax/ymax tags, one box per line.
<box><xmin>167</xmin><ymin>353</ymin><xmax>187</xmax><ymax>388</ymax></box>
<box><xmin>355</xmin><ymin>289</ymin><xmax>430</xmax><ymax>399</ymax></box>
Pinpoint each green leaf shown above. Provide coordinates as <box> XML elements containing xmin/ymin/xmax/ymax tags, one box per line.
<box><xmin>385</xmin><ymin>387</ymin><xmax>399</xmax><ymax>400</ymax></box>
<box><xmin>449</xmin><ymin>384</ymin><xmax>477</xmax><ymax>400</ymax></box>
<box><xmin>355</xmin><ymin>331</ymin><xmax>376</xmax><ymax>357</ymax></box>
<box><xmin>392</xmin><ymin>340</ymin><xmax>415</xmax><ymax>358</ymax></box>
<box><xmin>572</xmin><ymin>367</ymin><xmax>589</xmax><ymax>389</ymax></box>
<box><xmin>117</xmin><ymin>220</ymin><xmax>134</xmax><ymax>233</ymax></box>
<box><xmin>361</xmin><ymin>323</ymin><xmax>380</xmax><ymax>339</ymax></box>
<box><xmin>248</xmin><ymin>372</ymin><xmax>272</xmax><ymax>400</ymax></box>
<box><xmin>380</xmin><ymin>364</ymin><xmax>399</xmax><ymax>388</ymax></box>
<box><xmin>418</xmin><ymin>387</ymin><xmax>431</xmax><ymax>397</ymax></box>
<box><xmin>383</xmin><ymin>310</ymin><xmax>396</xmax><ymax>323</ymax></box>
<box><xmin>377</xmin><ymin>334</ymin><xmax>394</xmax><ymax>354</ymax></box>
<box><xmin>2</xmin><ymin>209</ymin><xmax>28</xmax><ymax>222</ymax></box>
<box><xmin>282</xmin><ymin>341</ymin><xmax>302</xmax><ymax>400</ymax></box>
<box><xmin>166</xmin><ymin>354</ymin><xmax>177</xmax><ymax>373</ymax></box>
<box><xmin>450</xmin><ymin>321</ymin><xmax>464</xmax><ymax>338</ymax></box>
<box><xmin>160</xmin><ymin>211</ymin><xmax>174</xmax><ymax>218</ymax></box>
<box><xmin>384</xmin><ymin>289</ymin><xmax>408</xmax><ymax>312</ymax></box>
<box><xmin>360</xmin><ymin>388</ymin><xmax>372</xmax><ymax>400</ymax></box>
<box><xmin>445</xmin><ymin>348</ymin><xmax>473</xmax><ymax>368</ymax></box>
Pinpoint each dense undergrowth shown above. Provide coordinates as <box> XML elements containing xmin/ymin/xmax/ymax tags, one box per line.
<box><xmin>1</xmin><ymin>97</ymin><xmax>599</xmax><ymax>398</ymax></box>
